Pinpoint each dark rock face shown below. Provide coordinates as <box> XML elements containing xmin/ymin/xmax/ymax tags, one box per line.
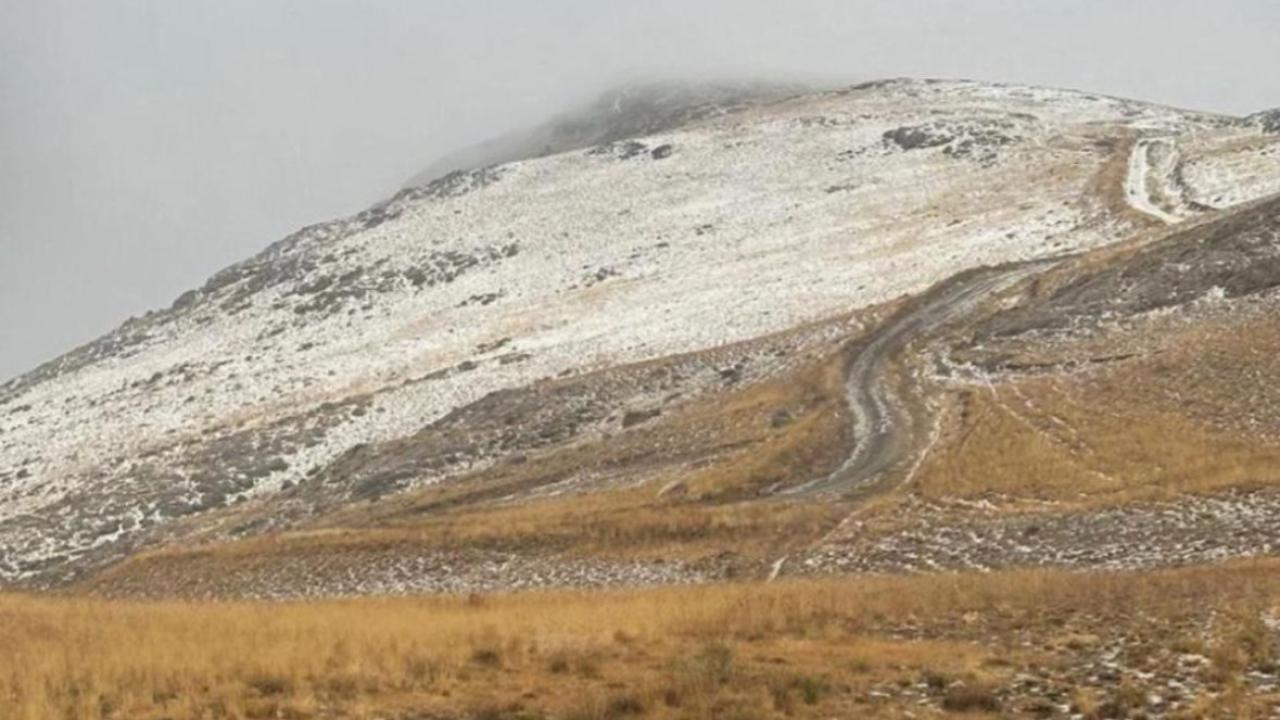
<box><xmin>882</xmin><ymin>125</ymin><xmax>955</xmax><ymax>152</ymax></box>
<box><xmin>588</xmin><ymin>140</ymin><xmax>653</xmax><ymax>160</ymax></box>
<box><xmin>881</xmin><ymin>119</ymin><xmax>1021</xmax><ymax>165</ymax></box>
<box><xmin>1250</xmin><ymin>108</ymin><xmax>1280</xmax><ymax>134</ymax></box>
<box><xmin>585</xmin><ymin>139</ymin><xmax>676</xmax><ymax>163</ymax></box>
<box><xmin>975</xmin><ymin>196</ymin><xmax>1280</xmax><ymax>339</ymax></box>
<box><xmin>621</xmin><ymin>408</ymin><xmax>662</xmax><ymax>428</ymax></box>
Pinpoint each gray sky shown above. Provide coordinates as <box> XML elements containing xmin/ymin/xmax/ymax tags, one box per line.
<box><xmin>2</xmin><ymin>0</ymin><xmax>1278</xmax><ymax>381</ymax></box>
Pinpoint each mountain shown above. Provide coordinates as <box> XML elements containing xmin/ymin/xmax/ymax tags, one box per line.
<box><xmin>401</xmin><ymin>80</ymin><xmax>809</xmax><ymax>187</ymax></box>
<box><xmin>2</xmin><ymin>78</ymin><xmax>1280</xmax><ymax>598</ymax></box>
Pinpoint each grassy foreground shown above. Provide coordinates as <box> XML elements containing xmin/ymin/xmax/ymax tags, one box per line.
<box><xmin>6</xmin><ymin>562</ymin><xmax>1280</xmax><ymax>719</ymax></box>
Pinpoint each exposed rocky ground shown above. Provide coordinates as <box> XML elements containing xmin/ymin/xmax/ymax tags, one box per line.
<box><xmin>853</xmin><ymin>604</ymin><xmax>1280</xmax><ymax>719</ymax></box>
<box><xmin>803</xmin><ymin>490</ymin><xmax>1280</xmax><ymax>575</ymax></box>
<box><xmin>89</xmin><ymin>547</ymin><xmax>720</xmax><ymax>601</ymax></box>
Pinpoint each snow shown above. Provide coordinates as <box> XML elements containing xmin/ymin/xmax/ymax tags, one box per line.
<box><xmin>1180</xmin><ymin>131</ymin><xmax>1280</xmax><ymax>209</ymax></box>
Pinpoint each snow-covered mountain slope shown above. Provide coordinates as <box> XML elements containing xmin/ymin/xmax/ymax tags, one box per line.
<box><xmin>2</xmin><ymin>78</ymin><xmax>1279</xmax><ymax>588</ymax></box>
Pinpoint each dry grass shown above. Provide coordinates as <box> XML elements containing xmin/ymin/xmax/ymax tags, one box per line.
<box><xmin>350</xmin><ymin>494</ymin><xmax>843</xmax><ymax>559</ymax></box>
<box><xmin>12</xmin><ymin>561</ymin><xmax>1280</xmax><ymax>719</ymax></box>
<box><xmin>81</xmin><ymin>498</ymin><xmax>848</xmax><ymax>599</ymax></box>
<box><xmin>915</xmin><ymin>311</ymin><xmax>1280</xmax><ymax>509</ymax></box>
<box><xmin>914</xmin><ymin>378</ymin><xmax>1280</xmax><ymax>507</ymax></box>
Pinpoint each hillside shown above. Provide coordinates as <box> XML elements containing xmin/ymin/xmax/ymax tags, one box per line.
<box><xmin>2</xmin><ymin>78</ymin><xmax>1280</xmax><ymax>598</ymax></box>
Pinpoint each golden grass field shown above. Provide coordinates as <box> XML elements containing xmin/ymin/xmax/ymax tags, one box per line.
<box><xmin>915</xmin><ymin>305</ymin><xmax>1280</xmax><ymax>509</ymax></box>
<box><xmin>8</xmin><ymin>561</ymin><xmax>1280</xmax><ymax>720</ymax></box>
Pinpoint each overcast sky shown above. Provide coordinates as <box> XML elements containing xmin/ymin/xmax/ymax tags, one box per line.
<box><xmin>2</xmin><ymin>0</ymin><xmax>1278</xmax><ymax>381</ymax></box>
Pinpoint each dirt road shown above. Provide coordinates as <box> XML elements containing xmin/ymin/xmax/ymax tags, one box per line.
<box><xmin>1125</xmin><ymin>136</ymin><xmax>1195</xmax><ymax>224</ymax></box>
<box><xmin>785</xmin><ymin>261</ymin><xmax>1056</xmax><ymax>497</ymax></box>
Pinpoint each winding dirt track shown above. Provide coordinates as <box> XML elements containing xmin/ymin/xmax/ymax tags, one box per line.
<box><xmin>1125</xmin><ymin>135</ymin><xmax>1200</xmax><ymax>225</ymax></box>
<box><xmin>784</xmin><ymin>260</ymin><xmax>1058</xmax><ymax>497</ymax></box>
<box><xmin>790</xmin><ymin>136</ymin><xmax>1202</xmax><ymax>500</ymax></box>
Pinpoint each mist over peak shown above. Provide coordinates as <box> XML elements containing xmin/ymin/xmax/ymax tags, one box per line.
<box><xmin>404</xmin><ymin>77</ymin><xmax>813</xmax><ymax>187</ymax></box>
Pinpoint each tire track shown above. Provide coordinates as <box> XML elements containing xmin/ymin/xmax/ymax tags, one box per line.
<box><xmin>1125</xmin><ymin>136</ymin><xmax>1193</xmax><ymax>224</ymax></box>
<box><xmin>785</xmin><ymin>260</ymin><xmax>1058</xmax><ymax>497</ymax></box>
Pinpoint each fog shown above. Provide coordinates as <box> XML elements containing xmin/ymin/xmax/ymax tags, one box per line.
<box><xmin>2</xmin><ymin>0</ymin><xmax>1278</xmax><ymax>380</ymax></box>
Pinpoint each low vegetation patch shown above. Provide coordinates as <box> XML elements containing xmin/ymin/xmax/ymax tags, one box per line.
<box><xmin>6</xmin><ymin>561</ymin><xmax>1280</xmax><ymax>718</ymax></box>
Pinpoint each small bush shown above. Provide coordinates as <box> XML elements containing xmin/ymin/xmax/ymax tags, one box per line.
<box><xmin>605</xmin><ymin>693</ymin><xmax>646</xmax><ymax>717</ymax></box>
<box><xmin>246</xmin><ymin>673</ymin><xmax>292</xmax><ymax>697</ymax></box>
<box><xmin>1206</xmin><ymin>643</ymin><xmax>1248</xmax><ymax>685</ymax></box>
<box><xmin>794</xmin><ymin>675</ymin><xmax>830</xmax><ymax>705</ymax></box>
<box><xmin>547</xmin><ymin>654</ymin><xmax>571</xmax><ymax>675</ymax></box>
<box><xmin>468</xmin><ymin>700</ymin><xmax>535</xmax><ymax>720</ymax></box>
<box><xmin>544</xmin><ymin>647</ymin><xmax>601</xmax><ymax>678</ymax></box>
<box><xmin>767</xmin><ymin>674</ymin><xmax>831</xmax><ymax>713</ymax></box>
<box><xmin>562</xmin><ymin>692</ymin><xmax>646</xmax><ymax>720</ymax></box>
<box><xmin>1071</xmin><ymin>688</ymin><xmax>1100</xmax><ymax>719</ymax></box>
<box><xmin>770</xmin><ymin>682</ymin><xmax>794</xmax><ymax>713</ymax></box>
<box><xmin>662</xmin><ymin>686</ymin><xmax>682</xmax><ymax>708</ymax></box>
<box><xmin>687</xmin><ymin>640</ymin><xmax>735</xmax><ymax>686</ymax></box>
<box><xmin>1232</xmin><ymin>611</ymin><xmax>1276</xmax><ymax>669</ymax></box>
<box><xmin>403</xmin><ymin>652</ymin><xmax>442</xmax><ymax>687</ymax></box>
<box><xmin>922</xmin><ymin>670</ymin><xmax>950</xmax><ymax>693</ymax></box>
<box><xmin>322</xmin><ymin>672</ymin><xmax>362</xmax><ymax>702</ymax></box>
<box><xmin>941</xmin><ymin>681</ymin><xmax>1001</xmax><ymax>712</ymax></box>
<box><xmin>471</xmin><ymin>646</ymin><xmax>503</xmax><ymax>668</ymax></box>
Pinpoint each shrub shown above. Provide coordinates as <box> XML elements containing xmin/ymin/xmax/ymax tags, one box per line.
<box><xmin>471</xmin><ymin>644</ymin><xmax>503</xmax><ymax>668</ymax></box>
<box><xmin>246</xmin><ymin>673</ymin><xmax>293</xmax><ymax>697</ymax></box>
<box><xmin>941</xmin><ymin>681</ymin><xmax>1001</xmax><ymax>712</ymax></box>
<box><xmin>688</xmin><ymin>640</ymin><xmax>735</xmax><ymax>686</ymax></box>
<box><xmin>794</xmin><ymin>675</ymin><xmax>830</xmax><ymax>705</ymax></box>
